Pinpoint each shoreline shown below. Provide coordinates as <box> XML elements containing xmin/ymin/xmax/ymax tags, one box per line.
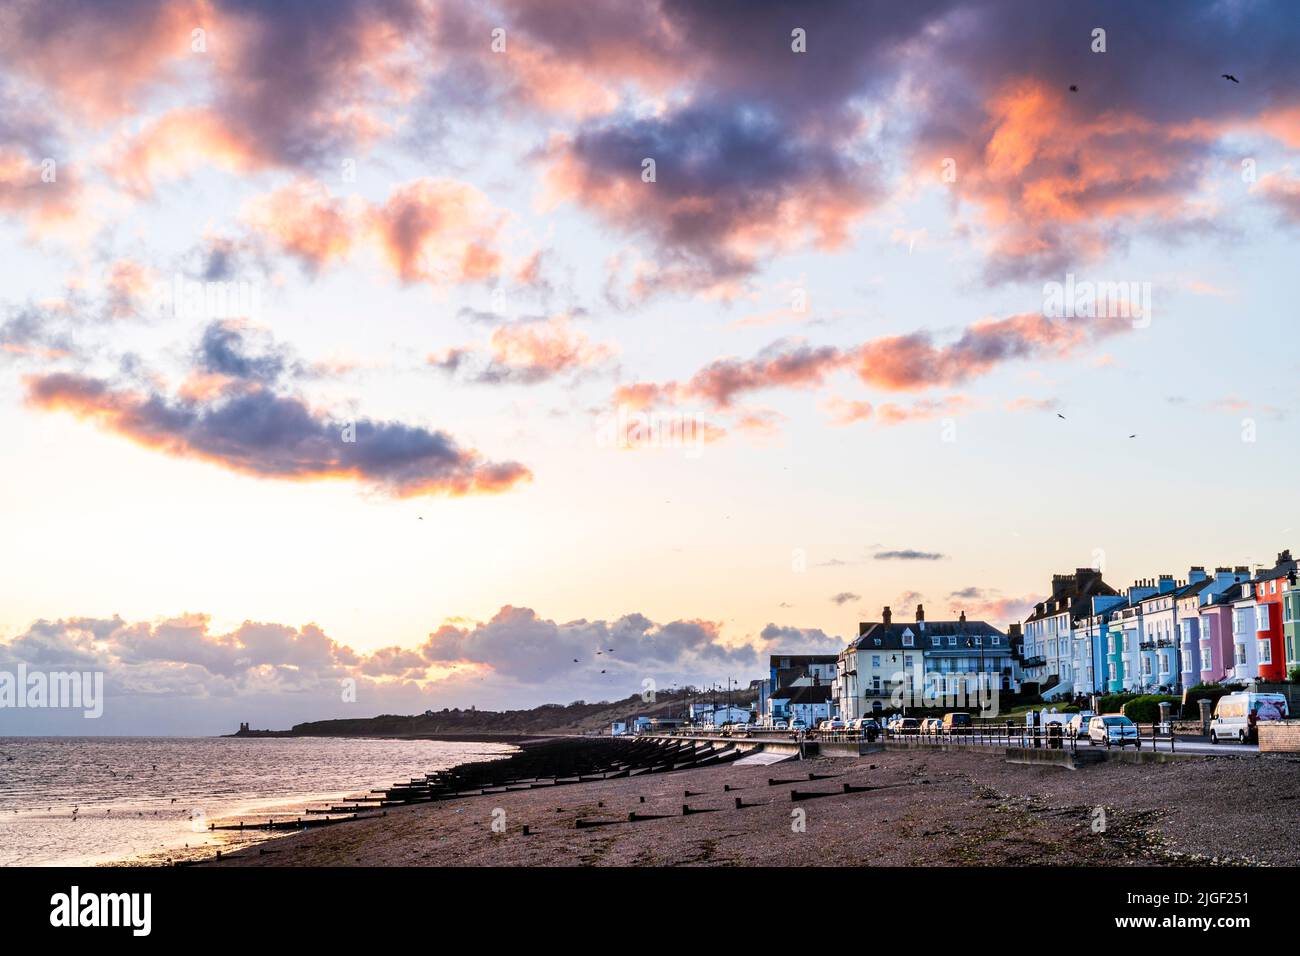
<box><xmin>201</xmin><ymin>744</ymin><xmax>1300</xmax><ymax>867</ymax></box>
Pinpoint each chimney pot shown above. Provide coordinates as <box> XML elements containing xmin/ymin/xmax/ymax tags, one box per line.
<box><xmin>882</xmin><ymin>606</ymin><xmax>892</xmax><ymax>625</ymax></box>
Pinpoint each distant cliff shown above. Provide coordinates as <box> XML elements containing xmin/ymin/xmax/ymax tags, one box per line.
<box><xmin>225</xmin><ymin>688</ymin><xmax>758</xmax><ymax>738</ymax></box>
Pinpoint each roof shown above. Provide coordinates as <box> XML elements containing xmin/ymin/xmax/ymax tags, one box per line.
<box><xmin>783</xmin><ymin>685</ymin><xmax>834</xmax><ymax>705</ymax></box>
<box><xmin>852</xmin><ymin>619</ymin><xmax>1004</xmax><ymax>650</ymax></box>
<box><xmin>1138</xmin><ymin>579</ymin><xmax>1209</xmax><ymax>606</ymax></box>
<box><xmin>1023</xmin><ymin>570</ymin><xmax>1118</xmax><ymax>623</ymax></box>
<box><xmin>768</xmin><ymin>654</ymin><xmax>838</xmax><ymax>667</ymax></box>
<box><xmin>1202</xmin><ymin>588</ymin><xmax>1239</xmax><ymax>608</ymax></box>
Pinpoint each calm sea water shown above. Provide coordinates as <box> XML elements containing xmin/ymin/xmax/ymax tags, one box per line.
<box><xmin>0</xmin><ymin>736</ymin><xmax>514</xmax><ymax>866</ymax></box>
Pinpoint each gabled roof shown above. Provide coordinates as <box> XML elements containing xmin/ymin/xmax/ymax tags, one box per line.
<box><xmin>1023</xmin><ymin>570</ymin><xmax>1118</xmax><ymax>624</ymax></box>
<box><xmin>784</xmin><ymin>684</ymin><xmax>834</xmax><ymax>705</ymax></box>
<box><xmin>1138</xmin><ymin>579</ymin><xmax>1208</xmax><ymax>606</ymax></box>
<box><xmin>852</xmin><ymin>620</ymin><xmax>1004</xmax><ymax>651</ymax></box>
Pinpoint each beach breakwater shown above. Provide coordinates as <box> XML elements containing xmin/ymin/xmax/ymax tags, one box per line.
<box><xmin>359</xmin><ymin>736</ymin><xmax>748</xmax><ymax>808</ymax></box>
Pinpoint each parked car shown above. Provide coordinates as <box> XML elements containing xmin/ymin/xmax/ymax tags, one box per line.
<box><xmin>893</xmin><ymin>717</ymin><xmax>920</xmax><ymax>735</ymax></box>
<box><xmin>789</xmin><ymin>718</ymin><xmax>807</xmax><ymax>733</ymax></box>
<box><xmin>766</xmin><ymin>719</ymin><xmax>789</xmax><ymax>730</ymax></box>
<box><xmin>1210</xmin><ymin>691</ymin><xmax>1288</xmax><ymax>744</ymax></box>
<box><xmin>817</xmin><ymin>718</ymin><xmax>848</xmax><ymax>733</ymax></box>
<box><xmin>1065</xmin><ymin>711</ymin><xmax>1096</xmax><ymax>739</ymax></box>
<box><xmin>920</xmin><ymin>717</ymin><xmax>943</xmax><ymax>734</ymax></box>
<box><xmin>942</xmin><ymin>712</ymin><xmax>973</xmax><ymax>735</ymax></box>
<box><xmin>849</xmin><ymin>717</ymin><xmax>880</xmax><ymax>733</ymax></box>
<box><xmin>1088</xmin><ymin>714</ymin><xmax>1139</xmax><ymax>747</ymax></box>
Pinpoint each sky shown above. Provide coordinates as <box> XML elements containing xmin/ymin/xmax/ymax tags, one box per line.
<box><xmin>1</xmin><ymin>0</ymin><xmax>1298</xmax><ymax>734</ymax></box>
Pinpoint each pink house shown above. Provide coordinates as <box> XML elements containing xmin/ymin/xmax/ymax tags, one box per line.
<box><xmin>1197</xmin><ymin>587</ymin><xmax>1239</xmax><ymax>684</ymax></box>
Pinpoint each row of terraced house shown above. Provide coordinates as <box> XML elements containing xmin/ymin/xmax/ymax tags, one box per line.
<box><xmin>1020</xmin><ymin>550</ymin><xmax>1300</xmax><ymax>697</ymax></box>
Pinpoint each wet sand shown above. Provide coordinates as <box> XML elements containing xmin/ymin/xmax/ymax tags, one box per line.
<box><xmin>204</xmin><ymin>747</ymin><xmax>1300</xmax><ymax>867</ymax></box>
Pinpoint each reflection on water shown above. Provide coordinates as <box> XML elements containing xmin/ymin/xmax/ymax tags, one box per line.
<box><xmin>0</xmin><ymin>736</ymin><xmax>514</xmax><ymax>866</ymax></box>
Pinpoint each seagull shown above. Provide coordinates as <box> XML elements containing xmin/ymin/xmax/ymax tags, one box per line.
<box><xmin>1222</xmin><ymin>74</ymin><xmax>1239</xmax><ymax>83</ymax></box>
<box><xmin>572</xmin><ymin>658</ymin><xmax>579</xmax><ymax>663</ymax></box>
<box><xmin>1056</xmin><ymin>413</ymin><xmax>1066</xmax><ymax>420</ymax></box>
<box><xmin>1128</xmin><ymin>434</ymin><xmax>1137</xmax><ymax>438</ymax></box>
<box><xmin>1068</xmin><ymin>84</ymin><xmax>1078</xmax><ymax>92</ymax></box>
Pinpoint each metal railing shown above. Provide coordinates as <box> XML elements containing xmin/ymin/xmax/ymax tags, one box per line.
<box><xmin>652</xmin><ymin>722</ymin><xmax>1184</xmax><ymax>753</ymax></box>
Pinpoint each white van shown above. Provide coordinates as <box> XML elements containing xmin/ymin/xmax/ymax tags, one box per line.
<box><xmin>1210</xmin><ymin>692</ymin><xmax>1289</xmax><ymax>744</ymax></box>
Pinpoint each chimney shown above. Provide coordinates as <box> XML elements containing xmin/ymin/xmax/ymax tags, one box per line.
<box><xmin>1189</xmin><ymin>566</ymin><xmax>1207</xmax><ymax>583</ymax></box>
<box><xmin>915</xmin><ymin>604</ymin><xmax>925</xmax><ymax>631</ymax></box>
<box><xmin>882</xmin><ymin>606</ymin><xmax>892</xmax><ymax>626</ymax></box>
<box><xmin>1279</xmin><ymin>549</ymin><xmax>1294</xmax><ymax>565</ymax></box>
<box><xmin>959</xmin><ymin>610</ymin><xmax>967</xmax><ymax>624</ymax></box>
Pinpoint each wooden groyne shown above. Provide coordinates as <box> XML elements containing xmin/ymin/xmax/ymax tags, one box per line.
<box><xmin>211</xmin><ymin>737</ymin><xmax>745</xmax><ymax>837</ymax></box>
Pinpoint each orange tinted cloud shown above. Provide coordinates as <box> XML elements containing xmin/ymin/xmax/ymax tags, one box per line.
<box><xmin>920</xmin><ymin>78</ymin><xmax>1220</xmax><ymax>281</ymax></box>
<box><xmin>104</xmin><ymin>108</ymin><xmax>264</xmax><ymax>196</ymax></box>
<box><xmin>855</xmin><ymin>312</ymin><xmax>1129</xmax><ymax>392</ymax></box>
<box><xmin>432</xmin><ymin>315</ymin><xmax>616</xmax><ymax>385</ymax></box>
<box><xmin>0</xmin><ymin>0</ymin><xmax>203</xmax><ymax>119</ymax></box>
<box><xmin>242</xmin><ymin>179</ymin><xmax>356</xmax><ymax>272</ymax></box>
<box><xmin>0</xmin><ymin>146</ymin><xmax>87</xmax><ymax>236</ymax></box>
<box><xmin>236</xmin><ymin>177</ymin><xmax>522</xmax><ymax>286</ymax></box>
<box><xmin>370</xmin><ymin>178</ymin><xmax>509</xmax><ymax>285</ymax></box>
<box><xmin>616</xmin><ymin>310</ymin><xmax>1128</xmax><ymax>428</ymax></box>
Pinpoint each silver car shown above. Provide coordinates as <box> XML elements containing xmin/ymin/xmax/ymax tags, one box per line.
<box><xmin>1088</xmin><ymin>714</ymin><xmax>1138</xmax><ymax>747</ymax></box>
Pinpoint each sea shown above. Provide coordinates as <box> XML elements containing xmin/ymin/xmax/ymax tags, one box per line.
<box><xmin>0</xmin><ymin>736</ymin><xmax>515</xmax><ymax>866</ymax></box>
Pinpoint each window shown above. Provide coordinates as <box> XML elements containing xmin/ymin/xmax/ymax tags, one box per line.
<box><xmin>1143</xmin><ymin>656</ymin><xmax>1153</xmax><ymax>675</ymax></box>
<box><xmin>947</xmin><ymin>636</ymin><xmax>957</xmax><ymax>647</ymax></box>
<box><xmin>1270</xmin><ymin>580</ymin><xmax>1277</xmax><ymax>594</ymax></box>
<box><xmin>1201</xmin><ymin>642</ymin><xmax>1212</xmax><ymax>668</ymax></box>
<box><xmin>974</xmin><ymin>637</ymin><xmax>982</xmax><ymax>646</ymax></box>
<box><xmin>931</xmin><ymin>637</ymin><xmax>939</xmax><ymax>647</ymax></box>
<box><xmin>902</xmin><ymin>634</ymin><xmax>913</xmax><ymax>647</ymax></box>
<box><xmin>1259</xmin><ymin>639</ymin><xmax>1272</xmax><ymax>664</ymax></box>
<box><xmin>1235</xmin><ymin>643</ymin><xmax>1247</xmax><ymax>666</ymax></box>
<box><xmin>991</xmin><ymin>636</ymin><xmax>1001</xmax><ymax>645</ymax></box>
<box><xmin>871</xmin><ymin>655</ymin><xmax>880</xmax><ymax>668</ymax></box>
<box><xmin>1257</xmin><ymin>605</ymin><xmax>1270</xmax><ymax>631</ymax></box>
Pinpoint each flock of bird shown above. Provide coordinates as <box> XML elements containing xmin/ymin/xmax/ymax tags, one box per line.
<box><xmin>1056</xmin><ymin>411</ymin><xmax>1136</xmax><ymax>439</ymax></box>
<box><xmin>1070</xmin><ymin>73</ymin><xmax>1238</xmax><ymax>93</ymax></box>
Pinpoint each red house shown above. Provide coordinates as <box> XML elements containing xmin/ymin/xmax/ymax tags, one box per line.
<box><xmin>1253</xmin><ymin>550</ymin><xmax>1297</xmax><ymax>681</ymax></box>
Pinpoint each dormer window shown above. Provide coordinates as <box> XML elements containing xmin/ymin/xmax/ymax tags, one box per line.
<box><xmin>902</xmin><ymin>634</ymin><xmax>913</xmax><ymax>647</ymax></box>
<box><xmin>931</xmin><ymin>637</ymin><xmax>939</xmax><ymax>647</ymax></box>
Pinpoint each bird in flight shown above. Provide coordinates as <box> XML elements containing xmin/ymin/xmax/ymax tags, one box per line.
<box><xmin>1068</xmin><ymin>84</ymin><xmax>1078</xmax><ymax>92</ymax></box>
<box><xmin>1128</xmin><ymin>434</ymin><xmax>1137</xmax><ymax>438</ymax></box>
<box><xmin>1222</xmin><ymin>73</ymin><xmax>1239</xmax><ymax>83</ymax></box>
<box><xmin>1056</xmin><ymin>413</ymin><xmax>1066</xmax><ymax>420</ymax></box>
<box><xmin>572</xmin><ymin>658</ymin><xmax>579</xmax><ymax>663</ymax></box>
